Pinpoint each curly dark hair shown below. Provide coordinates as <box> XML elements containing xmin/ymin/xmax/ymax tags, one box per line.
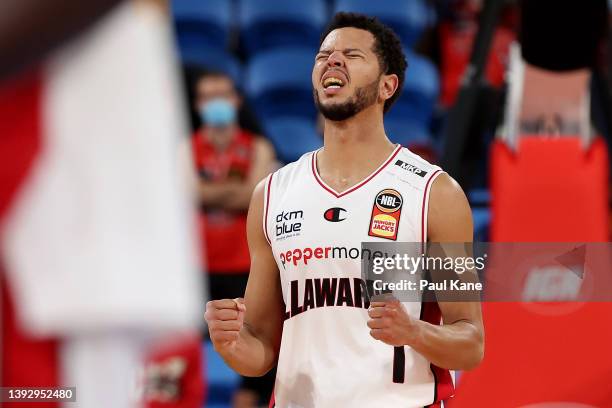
<box><xmin>319</xmin><ymin>12</ymin><xmax>407</xmax><ymax>113</ymax></box>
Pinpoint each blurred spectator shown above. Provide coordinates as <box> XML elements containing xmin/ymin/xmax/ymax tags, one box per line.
<box><xmin>436</xmin><ymin>0</ymin><xmax>516</xmax><ymax>107</ymax></box>
<box><xmin>191</xmin><ymin>70</ymin><xmax>275</xmax><ymax>290</ymax></box>
<box><xmin>190</xmin><ymin>70</ymin><xmax>276</xmax><ymax>408</ymax></box>
<box><xmin>182</xmin><ymin>65</ymin><xmax>265</xmax><ymax>135</ymax></box>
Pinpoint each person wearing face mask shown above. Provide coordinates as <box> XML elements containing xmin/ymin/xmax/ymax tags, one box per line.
<box><xmin>190</xmin><ymin>70</ymin><xmax>276</xmax><ymax>408</ymax></box>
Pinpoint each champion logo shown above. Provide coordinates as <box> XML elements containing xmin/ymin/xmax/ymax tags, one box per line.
<box><xmin>323</xmin><ymin>207</ymin><xmax>347</xmax><ymax>222</ymax></box>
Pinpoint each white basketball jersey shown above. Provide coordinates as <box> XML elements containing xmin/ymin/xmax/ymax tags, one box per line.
<box><xmin>263</xmin><ymin>145</ymin><xmax>453</xmax><ymax>408</ymax></box>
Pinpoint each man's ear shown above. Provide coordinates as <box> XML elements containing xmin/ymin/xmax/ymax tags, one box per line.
<box><xmin>379</xmin><ymin>73</ymin><xmax>399</xmax><ymax>103</ymax></box>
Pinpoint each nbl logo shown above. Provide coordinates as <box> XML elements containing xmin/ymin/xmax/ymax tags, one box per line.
<box><xmin>276</xmin><ymin>210</ymin><xmax>303</xmax><ymax>238</ymax></box>
<box><xmin>375</xmin><ymin>190</ymin><xmax>402</xmax><ymax>212</ymax></box>
<box><xmin>369</xmin><ymin>189</ymin><xmax>403</xmax><ymax>240</ymax></box>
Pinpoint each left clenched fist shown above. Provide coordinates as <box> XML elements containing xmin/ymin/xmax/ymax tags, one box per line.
<box><xmin>367</xmin><ymin>299</ymin><xmax>420</xmax><ymax>347</ymax></box>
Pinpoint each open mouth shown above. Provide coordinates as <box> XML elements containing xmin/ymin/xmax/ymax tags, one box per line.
<box><xmin>323</xmin><ymin>76</ymin><xmax>345</xmax><ymax>89</ymax></box>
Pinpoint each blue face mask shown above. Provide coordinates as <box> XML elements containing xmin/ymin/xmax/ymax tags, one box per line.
<box><xmin>200</xmin><ymin>98</ymin><xmax>237</xmax><ymax>127</ymax></box>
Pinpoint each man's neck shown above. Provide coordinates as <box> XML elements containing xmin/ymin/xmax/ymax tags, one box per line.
<box><xmin>317</xmin><ymin>106</ymin><xmax>396</xmax><ymax>193</ymax></box>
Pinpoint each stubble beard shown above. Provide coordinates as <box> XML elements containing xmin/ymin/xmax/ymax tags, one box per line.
<box><xmin>314</xmin><ymin>77</ymin><xmax>380</xmax><ymax>122</ymax></box>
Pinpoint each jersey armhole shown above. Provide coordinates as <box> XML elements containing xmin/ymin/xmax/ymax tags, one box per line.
<box><xmin>263</xmin><ymin>172</ymin><xmax>273</xmax><ymax>245</ymax></box>
<box><xmin>421</xmin><ymin>169</ymin><xmax>443</xmax><ymax>244</ymax></box>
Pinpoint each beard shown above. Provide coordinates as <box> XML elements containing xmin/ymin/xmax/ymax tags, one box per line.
<box><xmin>314</xmin><ymin>77</ymin><xmax>380</xmax><ymax>121</ymax></box>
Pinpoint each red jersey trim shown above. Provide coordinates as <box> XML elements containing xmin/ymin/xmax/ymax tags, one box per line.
<box><xmin>420</xmin><ymin>300</ymin><xmax>455</xmax><ymax>406</ymax></box>
<box><xmin>420</xmin><ymin>169</ymin><xmax>454</xmax><ymax>406</ymax></box>
<box><xmin>263</xmin><ymin>173</ymin><xmax>273</xmax><ymax>245</ymax></box>
<box><xmin>268</xmin><ymin>390</ymin><xmax>275</xmax><ymax>408</ymax></box>
<box><xmin>421</xmin><ymin>169</ymin><xmax>442</xmax><ymax>243</ymax></box>
<box><xmin>311</xmin><ymin>144</ymin><xmax>402</xmax><ymax>198</ymax></box>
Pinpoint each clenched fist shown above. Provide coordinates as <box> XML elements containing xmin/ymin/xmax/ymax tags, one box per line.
<box><xmin>205</xmin><ymin>298</ymin><xmax>246</xmax><ymax>352</ymax></box>
<box><xmin>367</xmin><ymin>299</ymin><xmax>420</xmax><ymax>347</ymax></box>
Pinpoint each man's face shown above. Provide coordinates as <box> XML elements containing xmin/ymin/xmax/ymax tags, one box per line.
<box><xmin>195</xmin><ymin>75</ymin><xmax>239</xmax><ymax>110</ymax></box>
<box><xmin>312</xmin><ymin>27</ymin><xmax>383</xmax><ymax>121</ymax></box>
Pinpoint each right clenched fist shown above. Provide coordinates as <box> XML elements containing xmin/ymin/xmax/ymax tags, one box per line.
<box><xmin>205</xmin><ymin>298</ymin><xmax>246</xmax><ymax>351</ymax></box>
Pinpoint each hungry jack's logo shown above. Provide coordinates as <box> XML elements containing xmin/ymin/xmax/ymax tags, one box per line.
<box><xmin>368</xmin><ymin>189</ymin><xmax>403</xmax><ymax>240</ymax></box>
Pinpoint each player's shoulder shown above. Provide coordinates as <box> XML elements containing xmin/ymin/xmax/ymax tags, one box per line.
<box><xmin>267</xmin><ymin>149</ymin><xmax>317</xmax><ymax>184</ymax></box>
<box><xmin>397</xmin><ymin>147</ymin><xmax>467</xmax><ymax>211</ymax></box>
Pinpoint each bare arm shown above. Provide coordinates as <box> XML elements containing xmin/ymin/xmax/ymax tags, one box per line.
<box><xmin>368</xmin><ymin>173</ymin><xmax>484</xmax><ymax>370</ymax></box>
<box><xmin>204</xmin><ymin>178</ymin><xmax>284</xmax><ymax>376</ymax></box>
<box><xmin>405</xmin><ymin>174</ymin><xmax>484</xmax><ymax>369</ymax></box>
<box><xmin>198</xmin><ymin>137</ymin><xmax>275</xmax><ymax>211</ymax></box>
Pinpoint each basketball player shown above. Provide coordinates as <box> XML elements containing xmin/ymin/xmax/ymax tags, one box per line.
<box><xmin>205</xmin><ymin>13</ymin><xmax>484</xmax><ymax>407</ymax></box>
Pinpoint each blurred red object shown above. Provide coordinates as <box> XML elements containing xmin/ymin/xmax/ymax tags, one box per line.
<box><xmin>438</xmin><ymin>1</ymin><xmax>515</xmax><ymax>108</ymax></box>
<box><xmin>0</xmin><ymin>70</ymin><xmax>59</xmax><ymax>408</ymax></box>
<box><xmin>144</xmin><ymin>333</ymin><xmax>206</xmax><ymax>408</ymax></box>
<box><xmin>451</xmin><ymin>137</ymin><xmax>611</xmax><ymax>408</ymax></box>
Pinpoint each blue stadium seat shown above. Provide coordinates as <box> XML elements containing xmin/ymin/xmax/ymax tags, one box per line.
<box><xmin>384</xmin><ymin>118</ymin><xmax>432</xmax><ymax>146</ymax></box>
<box><xmin>239</xmin><ymin>0</ymin><xmax>327</xmax><ymax>55</ymax></box>
<box><xmin>265</xmin><ymin>117</ymin><xmax>322</xmax><ymax>163</ymax></box>
<box><xmin>469</xmin><ymin>189</ymin><xmax>491</xmax><ymax>206</ymax></box>
<box><xmin>245</xmin><ymin>48</ymin><xmax>316</xmax><ymax>121</ymax></box>
<box><xmin>172</xmin><ymin>0</ymin><xmax>233</xmax><ymax>52</ymax></box>
<box><xmin>472</xmin><ymin>207</ymin><xmax>491</xmax><ymax>242</ymax></box>
<box><xmin>386</xmin><ymin>50</ymin><xmax>439</xmax><ymax>126</ymax></box>
<box><xmin>179</xmin><ymin>46</ymin><xmax>243</xmax><ymax>89</ymax></box>
<box><xmin>204</xmin><ymin>341</ymin><xmax>240</xmax><ymax>406</ymax></box>
<box><xmin>333</xmin><ymin>0</ymin><xmax>432</xmax><ymax>48</ymax></box>
<box><xmin>470</xmin><ymin>189</ymin><xmax>491</xmax><ymax>241</ymax></box>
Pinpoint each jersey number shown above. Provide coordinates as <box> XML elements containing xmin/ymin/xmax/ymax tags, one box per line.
<box><xmin>393</xmin><ymin>346</ymin><xmax>405</xmax><ymax>383</ymax></box>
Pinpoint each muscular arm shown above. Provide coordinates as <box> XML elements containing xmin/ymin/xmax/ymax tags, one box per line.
<box><xmin>205</xmin><ymin>178</ymin><xmax>284</xmax><ymax>376</ymax></box>
<box><xmin>368</xmin><ymin>174</ymin><xmax>484</xmax><ymax>370</ymax></box>
<box><xmin>198</xmin><ymin>137</ymin><xmax>275</xmax><ymax>211</ymax></box>
<box><xmin>408</xmin><ymin>174</ymin><xmax>484</xmax><ymax>370</ymax></box>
